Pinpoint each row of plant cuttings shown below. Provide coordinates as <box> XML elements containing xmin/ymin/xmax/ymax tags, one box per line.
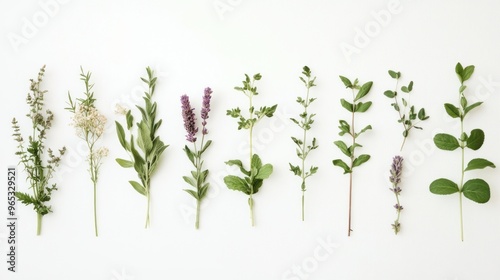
<box><xmin>11</xmin><ymin>63</ymin><xmax>493</xmax><ymax>241</ymax></box>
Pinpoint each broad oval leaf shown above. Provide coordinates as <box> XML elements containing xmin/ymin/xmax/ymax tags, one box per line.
<box><xmin>352</xmin><ymin>154</ymin><xmax>370</xmax><ymax>168</ymax></box>
<box><xmin>433</xmin><ymin>133</ymin><xmax>460</xmax><ymax>151</ymax></box>
<box><xmin>462</xmin><ymin>179</ymin><xmax>490</xmax><ymax>203</ymax></box>
<box><xmin>384</xmin><ymin>90</ymin><xmax>396</xmax><ymax>98</ymax></box>
<box><xmin>333</xmin><ymin>159</ymin><xmax>351</xmax><ymax>174</ymax></box>
<box><xmin>255</xmin><ymin>164</ymin><xmax>273</xmax><ymax>180</ymax></box>
<box><xmin>129</xmin><ymin>180</ymin><xmax>146</xmax><ymax>196</ymax></box>
<box><xmin>444</xmin><ymin>103</ymin><xmax>461</xmax><ymax>119</ymax></box>
<box><xmin>461</xmin><ymin>65</ymin><xmax>475</xmax><ymax>82</ymax></box>
<box><xmin>116</xmin><ymin>158</ymin><xmax>133</xmax><ymax>168</ymax></box>
<box><xmin>464</xmin><ymin>158</ymin><xmax>496</xmax><ymax>171</ymax></box>
<box><xmin>355</xmin><ymin>101</ymin><xmax>372</xmax><ymax>113</ymax></box>
<box><xmin>340</xmin><ymin>99</ymin><xmax>354</xmax><ymax>112</ymax></box>
<box><xmin>334</xmin><ymin>140</ymin><xmax>351</xmax><ymax>157</ymax></box>
<box><xmin>251</xmin><ymin>154</ymin><xmax>263</xmax><ymax>169</ymax></box>
<box><xmin>339</xmin><ymin>76</ymin><xmax>352</xmax><ymax>88</ymax></box>
<box><xmin>224</xmin><ymin>175</ymin><xmax>250</xmax><ymax>195</ymax></box>
<box><xmin>466</xmin><ymin>129</ymin><xmax>484</xmax><ymax>150</ymax></box>
<box><xmin>429</xmin><ymin>178</ymin><xmax>459</xmax><ymax>195</ymax></box>
<box><xmin>354</xmin><ymin>81</ymin><xmax>373</xmax><ymax>102</ymax></box>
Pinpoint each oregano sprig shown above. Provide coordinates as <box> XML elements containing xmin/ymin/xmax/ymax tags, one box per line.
<box><xmin>429</xmin><ymin>63</ymin><xmax>495</xmax><ymax>241</ymax></box>
<box><xmin>180</xmin><ymin>88</ymin><xmax>213</xmax><ymax>229</ymax></box>
<box><xmin>65</xmin><ymin>67</ymin><xmax>108</xmax><ymax>236</ymax></box>
<box><xmin>224</xmin><ymin>73</ymin><xmax>277</xmax><ymax>226</ymax></box>
<box><xmin>333</xmin><ymin>76</ymin><xmax>373</xmax><ymax>236</ymax></box>
<box><xmin>115</xmin><ymin>67</ymin><xmax>168</xmax><ymax>228</ymax></box>
<box><xmin>289</xmin><ymin>66</ymin><xmax>319</xmax><ymax>221</ymax></box>
<box><xmin>384</xmin><ymin>70</ymin><xmax>429</xmax><ymax>150</ymax></box>
<box><xmin>12</xmin><ymin>65</ymin><xmax>66</xmax><ymax>235</ymax></box>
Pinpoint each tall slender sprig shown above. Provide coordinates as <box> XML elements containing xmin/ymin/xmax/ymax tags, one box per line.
<box><xmin>389</xmin><ymin>156</ymin><xmax>403</xmax><ymax>234</ymax></box>
<box><xmin>333</xmin><ymin>76</ymin><xmax>373</xmax><ymax>236</ymax></box>
<box><xmin>115</xmin><ymin>67</ymin><xmax>168</xmax><ymax>228</ymax></box>
<box><xmin>429</xmin><ymin>63</ymin><xmax>495</xmax><ymax>241</ymax></box>
<box><xmin>181</xmin><ymin>88</ymin><xmax>213</xmax><ymax>229</ymax></box>
<box><xmin>383</xmin><ymin>70</ymin><xmax>429</xmax><ymax>150</ymax></box>
<box><xmin>65</xmin><ymin>67</ymin><xmax>108</xmax><ymax>236</ymax></box>
<box><xmin>12</xmin><ymin>65</ymin><xmax>66</xmax><ymax>235</ymax></box>
<box><xmin>224</xmin><ymin>73</ymin><xmax>277</xmax><ymax>226</ymax></box>
<box><xmin>289</xmin><ymin>66</ymin><xmax>319</xmax><ymax>221</ymax></box>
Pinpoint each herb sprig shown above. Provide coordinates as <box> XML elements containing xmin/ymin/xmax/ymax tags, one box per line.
<box><xmin>333</xmin><ymin>76</ymin><xmax>373</xmax><ymax>236</ymax></box>
<box><xmin>389</xmin><ymin>156</ymin><xmax>403</xmax><ymax>234</ymax></box>
<box><xmin>115</xmin><ymin>67</ymin><xmax>168</xmax><ymax>228</ymax></box>
<box><xmin>66</xmin><ymin>67</ymin><xmax>108</xmax><ymax>236</ymax></box>
<box><xmin>429</xmin><ymin>63</ymin><xmax>495</xmax><ymax>241</ymax></box>
<box><xmin>224</xmin><ymin>73</ymin><xmax>277</xmax><ymax>226</ymax></box>
<box><xmin>384</xmin><ymin>70</ymin><xmax>429</xmax><ymax>150</ymax></box>
<box><xmin>289</xmin><ymin>66</ymin><xmax>318</xmax><ymax>221</ymax></box>
<box><xmin>12</xmin><ymin>65</ymin><xmax>66</xmax><ymax>235</ymax></box>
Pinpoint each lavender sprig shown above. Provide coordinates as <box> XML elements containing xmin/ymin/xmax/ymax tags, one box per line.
<box><xmin>181</xmin><ymin>88</ymin><xmax>213</xmax><ymax>229</ymax></box>
<box><xmin>389</xmin><ymin>155</ymin><xmax>403</xmax><ymax>234</ymax></box>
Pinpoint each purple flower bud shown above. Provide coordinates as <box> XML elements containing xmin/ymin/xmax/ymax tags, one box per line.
<box><xmin>389</xmin><ymin>155</ymin><xmax>403</xmax><ymax>184</ymax></box>
<box><xmin>201</xmin><ymin>87</ymin><xmax>212</xmax><ymax>135</ymax></box>
<box><xmin>181</xmin><ymin>95</ymin><xmax>198</xmax><ymax>143</ymax></box>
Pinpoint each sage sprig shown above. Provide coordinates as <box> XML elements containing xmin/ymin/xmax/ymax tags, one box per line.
<box><xmin>181</xmin><ymin>88</ymin><xmax>213</xmax><ymax>229</ymax></box>
<box><xmin>289</xmin><ymin>66</ymin><xmax>318</xmax><ymax>221</ymax></box>
<box><xmin>384</xmin><ymin>70</ymin><xmax>429</xmax><ymax>150</ymax></box>
<box><xmin>429</xmin><ymin>63</ymin><xmax>495</xmax><ymax>241</ymax></box>
<box><xmin>224</xmin><ymin>73</ymin><xmax>277</xmax><ymax>226</ymax></box>
<box><xmin>389</xmin><ymin>156</ymin><xmax>403</xmax><ymax>234</ymax></box>
<box><xmin>115</xmin><ymin>67</ymin><xmax>168</xmax><ymax>228</ymax></box>
<box><xmin>12</xmin><ymin>65</ymin><xmax>66</xmax><ymax>235</ymax></box>
<box><xmin>65</xmin><ymin>67</ymin><xmax>108</xmax><ymax>236</ymax></box>
<box><xmin>333</xmin><ymin>76</ymin><xmax>373</xmax><ymax>236</ymax></box>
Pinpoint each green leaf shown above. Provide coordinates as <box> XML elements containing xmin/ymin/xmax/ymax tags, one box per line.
<box><xmin>333</xmin><ymin>159</ymin><xmax>351</xmax><ymax>174</ymax></box>
<box><xmin>129</xmin><ymin>181</ymin><xmax>146</xmax><ymax>196</ymax></box>
<box><xmin>225</xmin><ymin>159</ymin><xmax>250</xmax><ymax>176</ymax></box>
<box><xmin>224</xmin><ymin>175</ymin><xmax>250</xmax><ymax>194</ymax></box>
<box><xmin>354</xmin><ymin>81</ymin><xmax>372</xmax><ymax>102</ymax></box>
<box><xmin>339</xmin><ymin>76</ymin><xmax>352</xmax><ymax>88</ymax></box>
<box><xmin>251</xmin><ymin>154</ymin><xmax>263</xmax><ymax>169</ymax></box>
<box><xmin>199</xmin><ymin>184</ymin><xmax>210</xmax><ymax>199</ymax></box>
<box><xmin>255</xmin><ymin>164</ymin><xmax>273</xmax><ymax>179</ymax></box>
<box><xmin>334</xmin><ymin>141</ymin><xmax>350</xmax><ymax>157</ymax></box>
<box><xmin>444</xmin><ymin>103</ymin><xmax>461</xmax><ymax>118</ymax></box>
<box><xmin>183</xmin><ymin>189</ymin><xmax>199</xmax><ymax>200</ymax></box>
<box><xmin>15</xmin><ymin>192</ymin><xmax>35</xmax><ymax>205</ymax></box>
<box><xmin>340</xmin><ymin>99</ymin><xmax>353</xmax><ymax>112</ymax></box>
<box><xmin>352</xmin><ymin>154</ymin><xmax>370</xmax><ymax>168</ymax></box>
<box><xmin>429</xmin><ymin>178</ymin><xmax>459</xmax><ymax>195</ymax></box>
<box><xmin>417</xmin><ymin>108</ymin><xmax>428</xmax><ymax>120</ymax></box>
<box><xmin>184</xmin><ymin>145</ymin><xmax>195</xmax><ymax>165</ymax></box>
<box><xmin>182</xmin><ymin>176</ymin><xmax>196</xmax><ymax>187</ymax></box>
<box><xmin>388</xmin><ymin>70</ymin><xmax>400</xmax><ymax>79</ymax></box>
<box><xmin>464</xmin><ymin>158</ymin><xmax>496</xmax><ymax>171</ymax></box>
<box><xmin>433</xmin><ymin>133</ymin><xmax>460</xmax><ymax>151</ymax></box>
<box><xmin>289</xmin><ymin>163</ymin><xmax>301</xmax><ymax>176</ymax></box>
<box><xmin>116</xmin><ymin>158</ymin><xmax>133</xmax><ymax>168</ymax></box>
<box><xmin>115</xmin><ymin>121</ymin><xmax>128</xmax><ymax>150</ymax></box>
<box><xmin>461</xmin><ymin>65</ymin><xmax>475</xmax><ymax>82</ymax></box>
<box><xmin>200</xmin><ymin>140</ymin><xmax>212</xmax><ymax>154</ymax></box>
<box><xmin>462</xmin><ymin>179</ymin><xmax>490</xmax><ymax>203</ymax></box>
<box><xmin>356</xmin><ymin>125</ymin><xmax>372</xmax><ymax>137</ymax></box>
<box><xmin>137</xmin><ymin>122</ymin><xmax>153</xmax><ymax>154</ymax></box>
<box><xmin>466</xmin><ymin>129</ymin><xmax>484</xmax><ymax>150</ymax></box>
<box><xmin>355</xmin><ymin>101</ymin><xmax>372</xmax><ymax>112</ymax></box>
<box><xmin>455</xmin><ymin>63</ymin><xmax>464</xmax><ymax>82</ymax></box>
<box><xmin>126</xmin><ymin>111</ymin><xmax>134</xmax><ymax>130</ymax></box>
<box><xmin>384</xmin><ymin>90</ymin><xmax>396</xmax><ymax>98</ymax></box>
<box><xmin>464</xmin><ymin>102</ymin><xmax>482</xmax><ymax>116</ymax></box>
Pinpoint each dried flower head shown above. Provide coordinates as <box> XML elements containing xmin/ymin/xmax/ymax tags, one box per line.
<box><xmin>71</xmin><ymin>105</ymin><xmax>107</xmax><ymax>139</ymax></box>
<box><xmin>201</xmin><ymin>87</ymin><xmax>212</xmax><ymax>135</ymax></box>
<box><xmin>389</xmin><ymin>155</ymin><xmax>403</xmax><ymax>186</ymax></box>
<box><xmin>181</xmin><ymin>94</ymin><xmax>198</xmax><ymax>143</ymax></box>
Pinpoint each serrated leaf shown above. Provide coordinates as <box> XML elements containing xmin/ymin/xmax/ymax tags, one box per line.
<box><xmin>334</xmin><ymin>140</ymin><xmax>351</xmax><ymax>157</ymax></box>
<box><xmin>433</xmin><ymin>133</ymin><xmax>460</xmax><ymax>151</ymax></box>
<box><xmin>466</xmin><ymin>129</ymin><xmax>484</xmax><ymax>150</ymax></box>
<box><xmin>129</xmin><ymin>181</ymin><xmax>146</xmax><ymax>196</ymax></box>
<box><xmin>289</xmin><ymin>163</ymin><xmax>301</xmax><ymax>176</ymax></box>
<box><xmin>339</xmin><ymin>76</ymin><xmax>352</xmax><ymax>88</ymax></box>
<box><xmin>352</xmin><ymin>154</ymin><xmax>370</xmax><ymax>168</ymax></box>
<box><xmin>116</xmin><ymin>158</ymin><xmax>133</xmax><ymax>168</ymax></box>
<box><xmin>354</xmin><ymin>81</ymin><xmax>372</xmax><ymax>102</ymax></box>
<box><xmin>444</xmin><ymin>103</ymin><xmax>461</xmax><ymax>118</ymax></box>
<box><xmin>462</xmin><ymin>179</ymin><xmax>490</xmax><ymax>203</ymax></box>
<box><xmin>464</xmin><ymin>158</ymin><xmax>496</xmax><ymax>171</ymax></box>
<box><xmin>340</xmin><ymin>99</ymin><xmax>354</xmax><ymax>112</ymax></box>
<box><xmin>224</xmin><ymin>175</ymin><xmax>250</xmax><ymax>194</ymax></box>
<box><xmin>429</xmin><ymin>178</ymin><xmax>459</xmax><ymax>195</ymax></box>
<box><xmin>333</xmin><ymin>159</ymin><xmax>351</xmax><ymax>174</ymax></box>
<box><xmin>255</xmin><ymin>164</ymin><xmax>273</xmax><ymax>180</ymax></box>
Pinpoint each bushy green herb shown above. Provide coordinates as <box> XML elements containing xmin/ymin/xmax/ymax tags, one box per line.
<box><xmin>66</xmin><ymin>67</ymin><xmax>108</xmax><ymax>236</ymax></box>
<box><xmin>333</xmin><ymin>76</ymin><xmax>373</xmax><ymax>236</ymax></box>
<box><xmin>289</xmin><ymin>66</ymin><xmax>319</xmax><ymax>221</ymax></box>
<box><xmin>115</xmin><ymin>67</ymin><xmax>168</xmax><ymax>228</ymax></box>
<box><xmin>224</xmin><ymin>73</ymin><xmax>277</xmax><ymax>226</ymax></box>
<box><xmin>429</xmin><ymin>63</ymin><xmax>495</xmax><ymax>241</ymax></box>
<box><xmin>384</xmin><ymin>70</ymin><xmax>429</xmax><ymax>150</ymax></box>
<box><xmin>12</xmin><ymin>65</ymin><xmax>66</xmax><ymax>235</ymax></box>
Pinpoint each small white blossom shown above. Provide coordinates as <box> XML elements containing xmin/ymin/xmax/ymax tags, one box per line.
<box><xmin>115</xmin><ymin>104</ymin><xmax>129</xmax><ymax>116</ymax></box>
<box><xmin>71</xmin><ymin>105</ymin><xmax>107</xmax><ymax>139</ymax></box>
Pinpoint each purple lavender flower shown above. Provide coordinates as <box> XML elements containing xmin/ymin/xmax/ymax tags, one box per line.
<box><xmin>389</xmin><ymin>155</ymin><xmax>403</xmax><ymax>184</ymax></box>
<box><xmin>201</xmin><ymin>87</ymin><xmax>212</xmax><ymax>135</ymax></box>
<box><xmin>181</xmin><ymin>94</ymin><xmax>198</xmax><ymax>143</ymax></box>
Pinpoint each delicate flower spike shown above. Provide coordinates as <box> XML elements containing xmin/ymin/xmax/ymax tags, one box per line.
<box><xmin>389</xmin><ymin>155</ymin><xmax>403</xmax><ymax>184</ymax></box>
<box><xmin>389</xmin><ymin>155</ymin><xmax>404</xmax><ymax>235</ymax></box>
<box><xmin>181</xmin><ymin>94</ymin><xmax>198</xmax><ymax>143</ymax></box>
<box><xmin>201</xmin><ymin>87</ymin><xmax>212</xmax><ymax>135</ymax></box>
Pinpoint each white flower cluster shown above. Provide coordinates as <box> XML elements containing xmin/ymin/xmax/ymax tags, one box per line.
<box><xmin>71</xmin><ymin>105</ymin><xmax>107</xmax><ymax>139</ymax></box>
<box><xmin>90</xmin><ymin>146</ymin><xmax>109</xmax><ymax>165</ymax></box>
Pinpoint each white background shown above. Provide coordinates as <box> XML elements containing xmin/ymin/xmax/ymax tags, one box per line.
<box><xmin>1</xmin><ymin>0</ymin><xmax>500</xmax><ymax>279</ymax></box>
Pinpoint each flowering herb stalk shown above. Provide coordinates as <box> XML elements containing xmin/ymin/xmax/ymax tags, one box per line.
<box><xmin>115</xmin><ymin>67</ymin><xmax>168</xmax><ymax>228</ymax></box>
<box><xmin>65</xmin><ymin>67</ymin><xmax>108</xmax><ymax>236</ymax></box>
<box><xmin>389</xmin><ymin>156</ymin><xmax>403</xmax><ymax>234</ymax></box>
<box><xmin>289</xmin><ymin>66</ymin><xmax>318</xmax><ymax>221</ymax></box>
<box><xmin>384</xmin><ymin>70</ymin><xmax>429</xmax><ymax>150</ymax></box>
<box><xmin>333</xmin><ymin>76</ymin><xmax>373</xmax><ymax>236</ymax></box>
<box><xmin>429</xmin><ymin>63</ymin><xmax>495</xmax><ymax>241</ymax></box>
<box><xmin>12</xmin><ymin>65</ymin><xmax>66</xmax><ymax>235</ymax></box>
<box><xmin>181</xmin><ymin>88</ymin><xmax>213</xmax><ymax>229</ymax></box>
<box><xmin>224</xmin><ymin>73</ymin><xmax>277</xmax><ymax>226</ymax></box>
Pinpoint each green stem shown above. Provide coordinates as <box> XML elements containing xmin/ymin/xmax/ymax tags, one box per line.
<box><xmin>145</xmin><ymin>189</ymin><xmax>150</xmax><ymax>228</ymax></box>
<box><xmin>300</xmin><ymin>84</ymin><xmax>310</xmax><ymax>221</ymax></box>
<box><xmin>249</xmin><ymin>86</ymin><xmax>255</xmax><ymax>227</ymax></box>
<box><xmin>301</xmin><ymin>190</ymin><xmax>305</xmax><ymax>221</ymax></box>
<box><xmin>394</xmin><ymin>190</ymin><xmax>401</xmax><ymax>235</ymax></box>
<box><xmin>195</xmin><ymin>199</ymin><xmax>201</xmax><ymax>229</ymax></box>
<box><xmin>93</xmin><ymin>181</ymin><xmax>98</xmax><ymax>237</ymax></box>
<box><xmin>37</xmin><ymin>213</ymin><xmax>42</xmax><ymax>236</ymax></box>
<box><xmin>459</xmin><ymin>117</ymin><xmax>465</xmax><ymax>241</ymax></box>
<box><xmin>348</xmin><ymin>89</ymin><xmax>356</xmax><ymax>237</ymax></box>
<box><xmin>249</xmin><ymin>195</ymin><xmax>254</xmax><ymax>227</ymax></box>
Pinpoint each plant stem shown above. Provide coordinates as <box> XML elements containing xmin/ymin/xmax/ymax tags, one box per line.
<box><xmin>459</xmin><ymin>117</ymin><xmax>465</xmax><ymax>241</ymax></box>
<box><xmin>249</xmin><ymin>195</ymin><xmax>254</xmax><ymax>226</ymax></box>
<box><xmin>300</xmin><ymin>83</ymin><xmax>310</xmax><ymax>221</ymax></box>
<box><xmin>93</xmin><ymin>181</ymin><xmax>98</xmax><ymax>237</ymax></box>
<box><xmin>195</xmin><ymin>199</ymin><xmax>201</xmax><ymax>229</ymax></box>
<box><xmin>193</xmin><ymin>141</ymin><xmax>202</xmax><ymax>229</ymax></box>
<box><xmin>348</xmin><ymin>89</ymin><xmax>356</xmax><ymax>237</ymax></box>
<box><xmin>145</xmin><ymin>188</ymin><xmax>150</xmax><ymax>228</ymax></box>
<box><xmin>301</xmin><ymin>190</ymin><xmax>305</xmax><ymax>221</ymax></box>
<box><xmin>400</xmin><ymin>136</ymin><xmax>407</xmax><ymax>152</ymax></box>
<box><xmin>394</xmin><ymin>190</ymin><xmax>401</xmax><ymax>234</ymax></box>
<box><xmin>248</xmin><ymin>85</ymin><xmax>255</xmax><ymax>227</ymax></box>
<box><xmin>37</xmin><ymin>213</ymin><xmax>42</xmax><ymax>236</ymax></box>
